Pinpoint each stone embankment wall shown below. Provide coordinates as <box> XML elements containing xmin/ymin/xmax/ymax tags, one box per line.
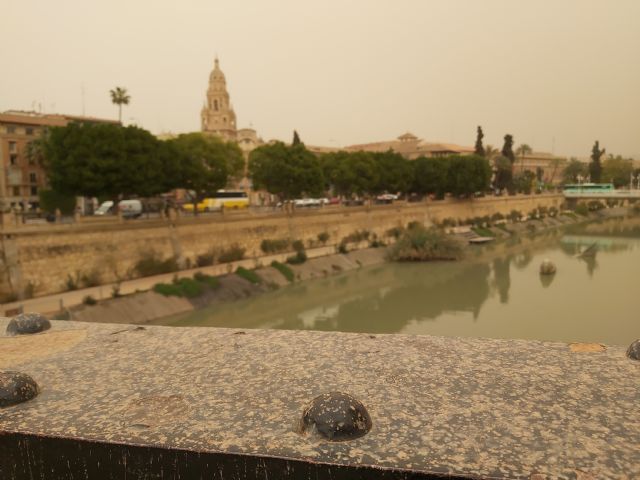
<box><xmin>0</xmin><ymin>194</ymin><xmax>563</xmax><ymax>299</ymax></box>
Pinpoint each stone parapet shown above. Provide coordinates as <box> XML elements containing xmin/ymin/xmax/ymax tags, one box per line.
<box><xmin>0</xmin><ymin>319</ymin><xmax>638</xmax><ymax>478</ymax></box>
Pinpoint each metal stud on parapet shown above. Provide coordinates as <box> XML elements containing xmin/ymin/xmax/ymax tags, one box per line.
<box><xmin>627</xmin><ymin>339</ymin><xmax>640</xmax><ymax>361</ymax></box>
<box><xmin>300</xmin><ymin>392</ymin><xmax>372</xmax><ymax>441</ymax></box>
<box><xmin>0</xmin><ymin>371</ymin><xmax>39</xmax><ymax>407</ymax></box>
<box><xmin>6</xmin><ymin>312</ymin><xmax>51</xmax><ymax>336</ymax></box>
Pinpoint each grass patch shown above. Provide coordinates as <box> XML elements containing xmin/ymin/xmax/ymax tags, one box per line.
<box><xmin>471</xmin><ymin>226</ymin><xmax>495</xmax><ymax>237</ymax></box>
<box><xmin>271</xmin><ymin>261</ymin><xmax>294</xmax><ymax>282</ymax></box>
<box><xmin>236</xmin><ymin>266</ymin><xmax>262</xmax><ymax>284</ymax></box>
<box><xmin>153</xmin><ymin>272</ymin><xmax>219</xmax><ymax>298</ymax></box>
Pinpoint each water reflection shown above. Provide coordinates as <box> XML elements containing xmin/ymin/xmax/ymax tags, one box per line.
<box><xmin>158</xmin><ymin>218</ymin><xmax>640</xmax><ymax>345</ymax></box>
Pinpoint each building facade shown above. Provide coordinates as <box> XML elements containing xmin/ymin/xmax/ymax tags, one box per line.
<box><xmin>0</xmin><ymin>111</ymin><xmax>118</xmax><ymax>211</ymax></box>
<box><xmin>200</xmin><ymin>58</ymin><xmax>237</xmax><ymax>140</ymax></box>
<box><xmin>514</xmin><ymin>152</ymin><xmax>567</xmax><ymax>185</ymax></box>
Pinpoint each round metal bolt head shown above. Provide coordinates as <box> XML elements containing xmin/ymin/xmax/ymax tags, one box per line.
<box><xmin>0</xmin><ymin>371</ymin><xmax>39</xmax><ymax>407</ymax></box>
<box><xmin>300</xmin><ymin>392</ymin><xmax>372</xmax><ymax>441</ymax></box>
<box><xmin>626</xmin><ymin>339</ymin><xmax>640</xmax><ymax>361</ymax></box>
<box><xmin>6</xmin><ymin>312</ymin><xmax>51</xmax><ymax>336</ymax></box>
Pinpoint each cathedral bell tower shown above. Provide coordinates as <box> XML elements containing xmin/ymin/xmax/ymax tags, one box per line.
<box><xmin>201</xmin><ymin>57</ymin><xmax>237</xmax><ymax>140</ymax></box>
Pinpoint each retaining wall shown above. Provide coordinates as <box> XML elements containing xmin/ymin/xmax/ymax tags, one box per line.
<box><xmin>0</xmin><ymin>194</ymin><xmax>563</xmax><ymax>298</ymax></box>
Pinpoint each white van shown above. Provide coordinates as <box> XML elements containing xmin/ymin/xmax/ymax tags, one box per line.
<box><xmin>94</xmin><ymin>200</ymin><xmax>142</xmax><ymax>218</ymax></box>
<box><xmin>118</xmin><ymin>200</ymin><xmax>143</xmax><ymax>218</ymax></box>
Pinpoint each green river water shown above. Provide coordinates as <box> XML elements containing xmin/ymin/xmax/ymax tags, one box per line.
<box><xmin>156</xmin><ymin>218</ymin><xmax>640</xmax><ymax>346</ymax></box>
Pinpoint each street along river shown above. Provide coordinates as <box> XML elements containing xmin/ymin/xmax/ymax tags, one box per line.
<box><xmin>155</xmin><ymin>217</ymin><xmax>640</xmax><ymax>346</ymax></box>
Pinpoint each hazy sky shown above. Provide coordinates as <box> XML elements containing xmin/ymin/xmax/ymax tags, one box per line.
<box><xmin>2</xmin><ymin>0</ymin><xmax>639</xmax><ymax>157</ymax></box>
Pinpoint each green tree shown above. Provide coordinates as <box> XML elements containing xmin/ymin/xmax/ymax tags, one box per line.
<box><xmin>589</xmin><ymin>141</ymin><xmax>605</xmax><ymax>183</ymax></box>
<box><xmin>411</xmin><ymin>156</ymin><xmax>449</xmax><ymax>199</ymax></box>
<box><xmin>168</xmin><ymin>133</ymin><xmax>242</xmax><ymax>213</ymax></box>
<box><xmin>249</xmin><ymin>142</ymin><xmax>324</xmax><ymax>202</ymax></box>
<box><xmin>109</xmin><ymin>87</ymin><xmax>130</xmax><ymax>123</ymax></box>
<box><xmin>43</xmin><ymin>122</ymin><xmax>161</xmax><ymax>200</ymax></box>
<box><xmin>447</xmin><ymin>155</ymin><xmax>492</xmax><ymax>196</ymax></box>
<box><xmin>494</xmin><ymin>155</ymin><xmax>513</xmax><ymax>192</ymax></box>
<box><xmin>38</xmin><ymin>189</ymin><xmax>76</xmax><ymax>215</ymax></box>
<box><xmin>484</xmin><ymin>144</ymin><xmax>499</xmax><ymax>162</ymax></box>
<box><xmin>371</xmin><ymin>151</ymin><xmax>412</xmax><ymax>194</ymax></box>
<box><xmin>562</xmin><ymin>158</ymin><xmax>588</xmax><ymax>184</ymax></box>
<box><xmin>602</xmin><ymin>155</ymin><xmax>633</xmax><ymax>188</ymax></box>
<box><xmin>292</xmin><ymin>130</ymin><xmax>301</xmax><ymax>146</ymax></box>
<box><xmin>501</xmin><ymin>134</ymin><xmax>515</xmax><ymax>164</ymax></box>
<box><xmin>474</xmin><ymin>126</ymin><xmax>485</xmax><ymax>156</ymax></box>
<box><xmin>513</xmin><ymin>170</ymin><xmax>535</xmax><ymax>194</ymax></box>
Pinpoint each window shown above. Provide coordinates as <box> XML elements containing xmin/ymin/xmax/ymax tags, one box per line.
<box><xmin>10</xmin><ymin>154</ymin><xmax>18</xmax><ymax>166</ymax></box>
<box><xmin>30</xmin><ymin>186</ymin><xmax>38</xmax><ymax>196</ymax></box>
<box><xmin>12</xmin><ymin>187</ymin><xmax>20</xmax><ymax>197</ymax></box>
<box><xmin>25</xmin><ymin>127</ymin><xmax>34</xmax><ymax>135</ymax></box>
<box><xmin>214</xmin><ymin>100</ymin><xmax>218</xmax><ymax>111</ymax></box>
<box><xmin>7</xmin><ymin>126</ymin><xmax>15</xmax><ymax>134</ymax></box>
<box><xmin>29</xmin><ymin>172</ymin><xmax>37</xmax><ymax>183</ymax></box>
<box><xmin>8</xmin><ymin>141</ymin><xmax>17</xmax><ymax>153</ymax></box>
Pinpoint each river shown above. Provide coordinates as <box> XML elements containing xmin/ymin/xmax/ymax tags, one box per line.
<box><xmin>155</xmin><ymin>217</ymin><xmax>640</xmax><ymax>346</ymax></box>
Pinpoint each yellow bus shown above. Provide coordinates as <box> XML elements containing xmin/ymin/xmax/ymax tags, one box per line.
<box><xmin>182</xmin><ymin>191</ymin><xmax>249</xmax><ymax>213</ymax></box>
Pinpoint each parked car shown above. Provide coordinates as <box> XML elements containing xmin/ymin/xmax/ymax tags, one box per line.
<box><xmin>94</xmin><ymin>200</ymin><xmax>142</xmax><ymax>218</ymax></box>
<box><xmin>375</xmin><ymin>193</ymin><xmax>397</xmax><ymax>204</ymax></box>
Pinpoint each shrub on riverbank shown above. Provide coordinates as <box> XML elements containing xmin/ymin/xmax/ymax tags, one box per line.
<box><xmin>261</xmin><ymin>238</ymin><xmax>290</xmax><ymax>254</ymax></box>
<box><xmin>236</xmin><ymin>266</ymin><xmax>262</xmax><ymax>284</ymax></box>
<box><xmin>387</xmin><ymin>224</ymin><xmax>465</xmax><ymax>262</ymax></box>
<box><xmin>271</xmin><ymin>261</ymin><xmax>294</xmax><ymax>282</ymax></box>
<box><xmin>218</xmin><ymin>244</ymin><xmax>245</xmax><ymax>263</ymax></box>
<box><xmin>153</xmin><ymin>273</ymin><xmax>219</xmax><ymax>298</ymax></box>
<box><xmin>135</xmin><ymin>251</ymin><xmax>179</xmax><ymax>277</ymax></box>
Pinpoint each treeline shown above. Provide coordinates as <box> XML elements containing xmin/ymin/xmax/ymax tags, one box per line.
<box><xmin>40</xmin><ymin>122</ymin><xmax>244</xmax><ymax>206</ymax></box>
<box><xmin>249</xmin><ymin>141</ymin><xmax>492</xmax><ymax>200</ymax></box>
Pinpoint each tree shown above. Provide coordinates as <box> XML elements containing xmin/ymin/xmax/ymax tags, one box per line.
<box><xmin>513</xmin><ymin>170</ymin><xmax>535</xmax><ymax>194</ymax></box>
<box><xmin>484</xmin><ymin>144</ymin><xmax>499</xmax><ymax>161</ymax></box>
<box><xmin>446</xmin><ymin>155</ymin><xmax>492</xmax><ymax>196</ymax></box>
<box><xmin>371</xmin><ymin>151</ymin><xmax>412</xmax><ymax>194</ymax></box>
<box><xmin>167</xmin><ymin>133</ymin><xmax>242</xmax><ymax>213</ymax></box>
<box><xmin>249</xmin><ymin>142</ymin><xmax>324</xmax><ymax>202</ymax></box>
<box><xmin>494</xmin><ymin>155</ymin><xmax>513</xmax><ymax>192</ymax></box>
<box><xmin>562</xmin><ymin>158</ymin><xmax>588</xmax><ymax>184</ymax></box>
<box><xmin>109</xmin><ymin>87</ymin><xmax>130</xmax><ymax>123</ymax></box>
<box><xmin>589</xmin><ymin>141</ymin><xmax>605</xmax><ymax>183</ymax></box>
<box><xmin>42</xmin><ymin>122</ymin><xmax>171</xmax><ymax>201</ymax></box>
<box><xmin>501</xmin><ymin>134</ymin><xmax>515</xmax><ymax>164</ymax></box>
<box><xmin>602</xmin><ymin>155</ymin><xmax>633</xmax><ymax>188</ymax></box>
<box><xmin>474</xmin><ymin>126</ymin><xmax>485</xmax><ymax>156</ymax></box>
<box><xmin>292</xmin><ymin>130</ymin><xmax>301</xmax><ymax>146</ymax></box>
<box><xmin>411</xmin><ymin>156</ymin><xmax>449</xmax><ymax>199</ymax></box>
<box><xmin>516</xmin><ymin>143</ymin><xmax>532</xmax><ymax>173</ymax></box>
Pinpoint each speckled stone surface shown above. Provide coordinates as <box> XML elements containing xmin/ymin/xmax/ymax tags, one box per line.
<box><xmin>0</xmin><ymin>319</ymin><xmax>638</xmax><ymax>479</ymax></box>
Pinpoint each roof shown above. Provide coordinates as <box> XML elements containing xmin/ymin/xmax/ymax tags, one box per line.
<box><xmin>344</xmin><ymin>134</ymin><xmax>474</xmax><ymax>156</ymax></box>
<box><xmin>0</xmin><ymin>111</ymin><xmax>119</xmax><ymax>127</ymax></box>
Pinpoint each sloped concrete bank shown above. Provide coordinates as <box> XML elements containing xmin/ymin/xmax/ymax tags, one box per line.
<box><xmin>0</xmin><ymin>319</ymin><xmax>638</xmax><ymax>478</ymax></box>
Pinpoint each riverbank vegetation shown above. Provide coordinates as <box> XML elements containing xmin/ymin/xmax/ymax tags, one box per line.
<box><xmin>153</xmin><ymin>272</ymin><xmax>220</xmax><ymax>298</ymax></box>
<box><xmin>387</xmin><ymin>224</ymin><xmax>465</xmax><ymax>262</ymax></box>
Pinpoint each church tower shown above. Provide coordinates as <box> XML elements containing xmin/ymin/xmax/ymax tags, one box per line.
<box><xmin>201</xmin><ymin>58</ymin><xmax>237</xmax><ymax>140</ymax></box>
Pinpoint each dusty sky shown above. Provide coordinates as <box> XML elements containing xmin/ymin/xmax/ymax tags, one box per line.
<box><xmin>2</xmin><ymin>0</ymin><xmax>639</xmax><ymax>157</ymax></box>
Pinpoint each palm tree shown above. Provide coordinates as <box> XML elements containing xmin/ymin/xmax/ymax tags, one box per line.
<box><xmin>109</xmin><ymin>87</ymin><xmax>130</xmax><ymax>123</ymax></box>
<box><xmin>484</xmin><ymin>145</ymin><xmax>499</xmax><ymax>161</ymax></box>
<box><xmin>516</xmin><ymin>144</ymin><xmax>532</xmax><ymax>173</ymax></box>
